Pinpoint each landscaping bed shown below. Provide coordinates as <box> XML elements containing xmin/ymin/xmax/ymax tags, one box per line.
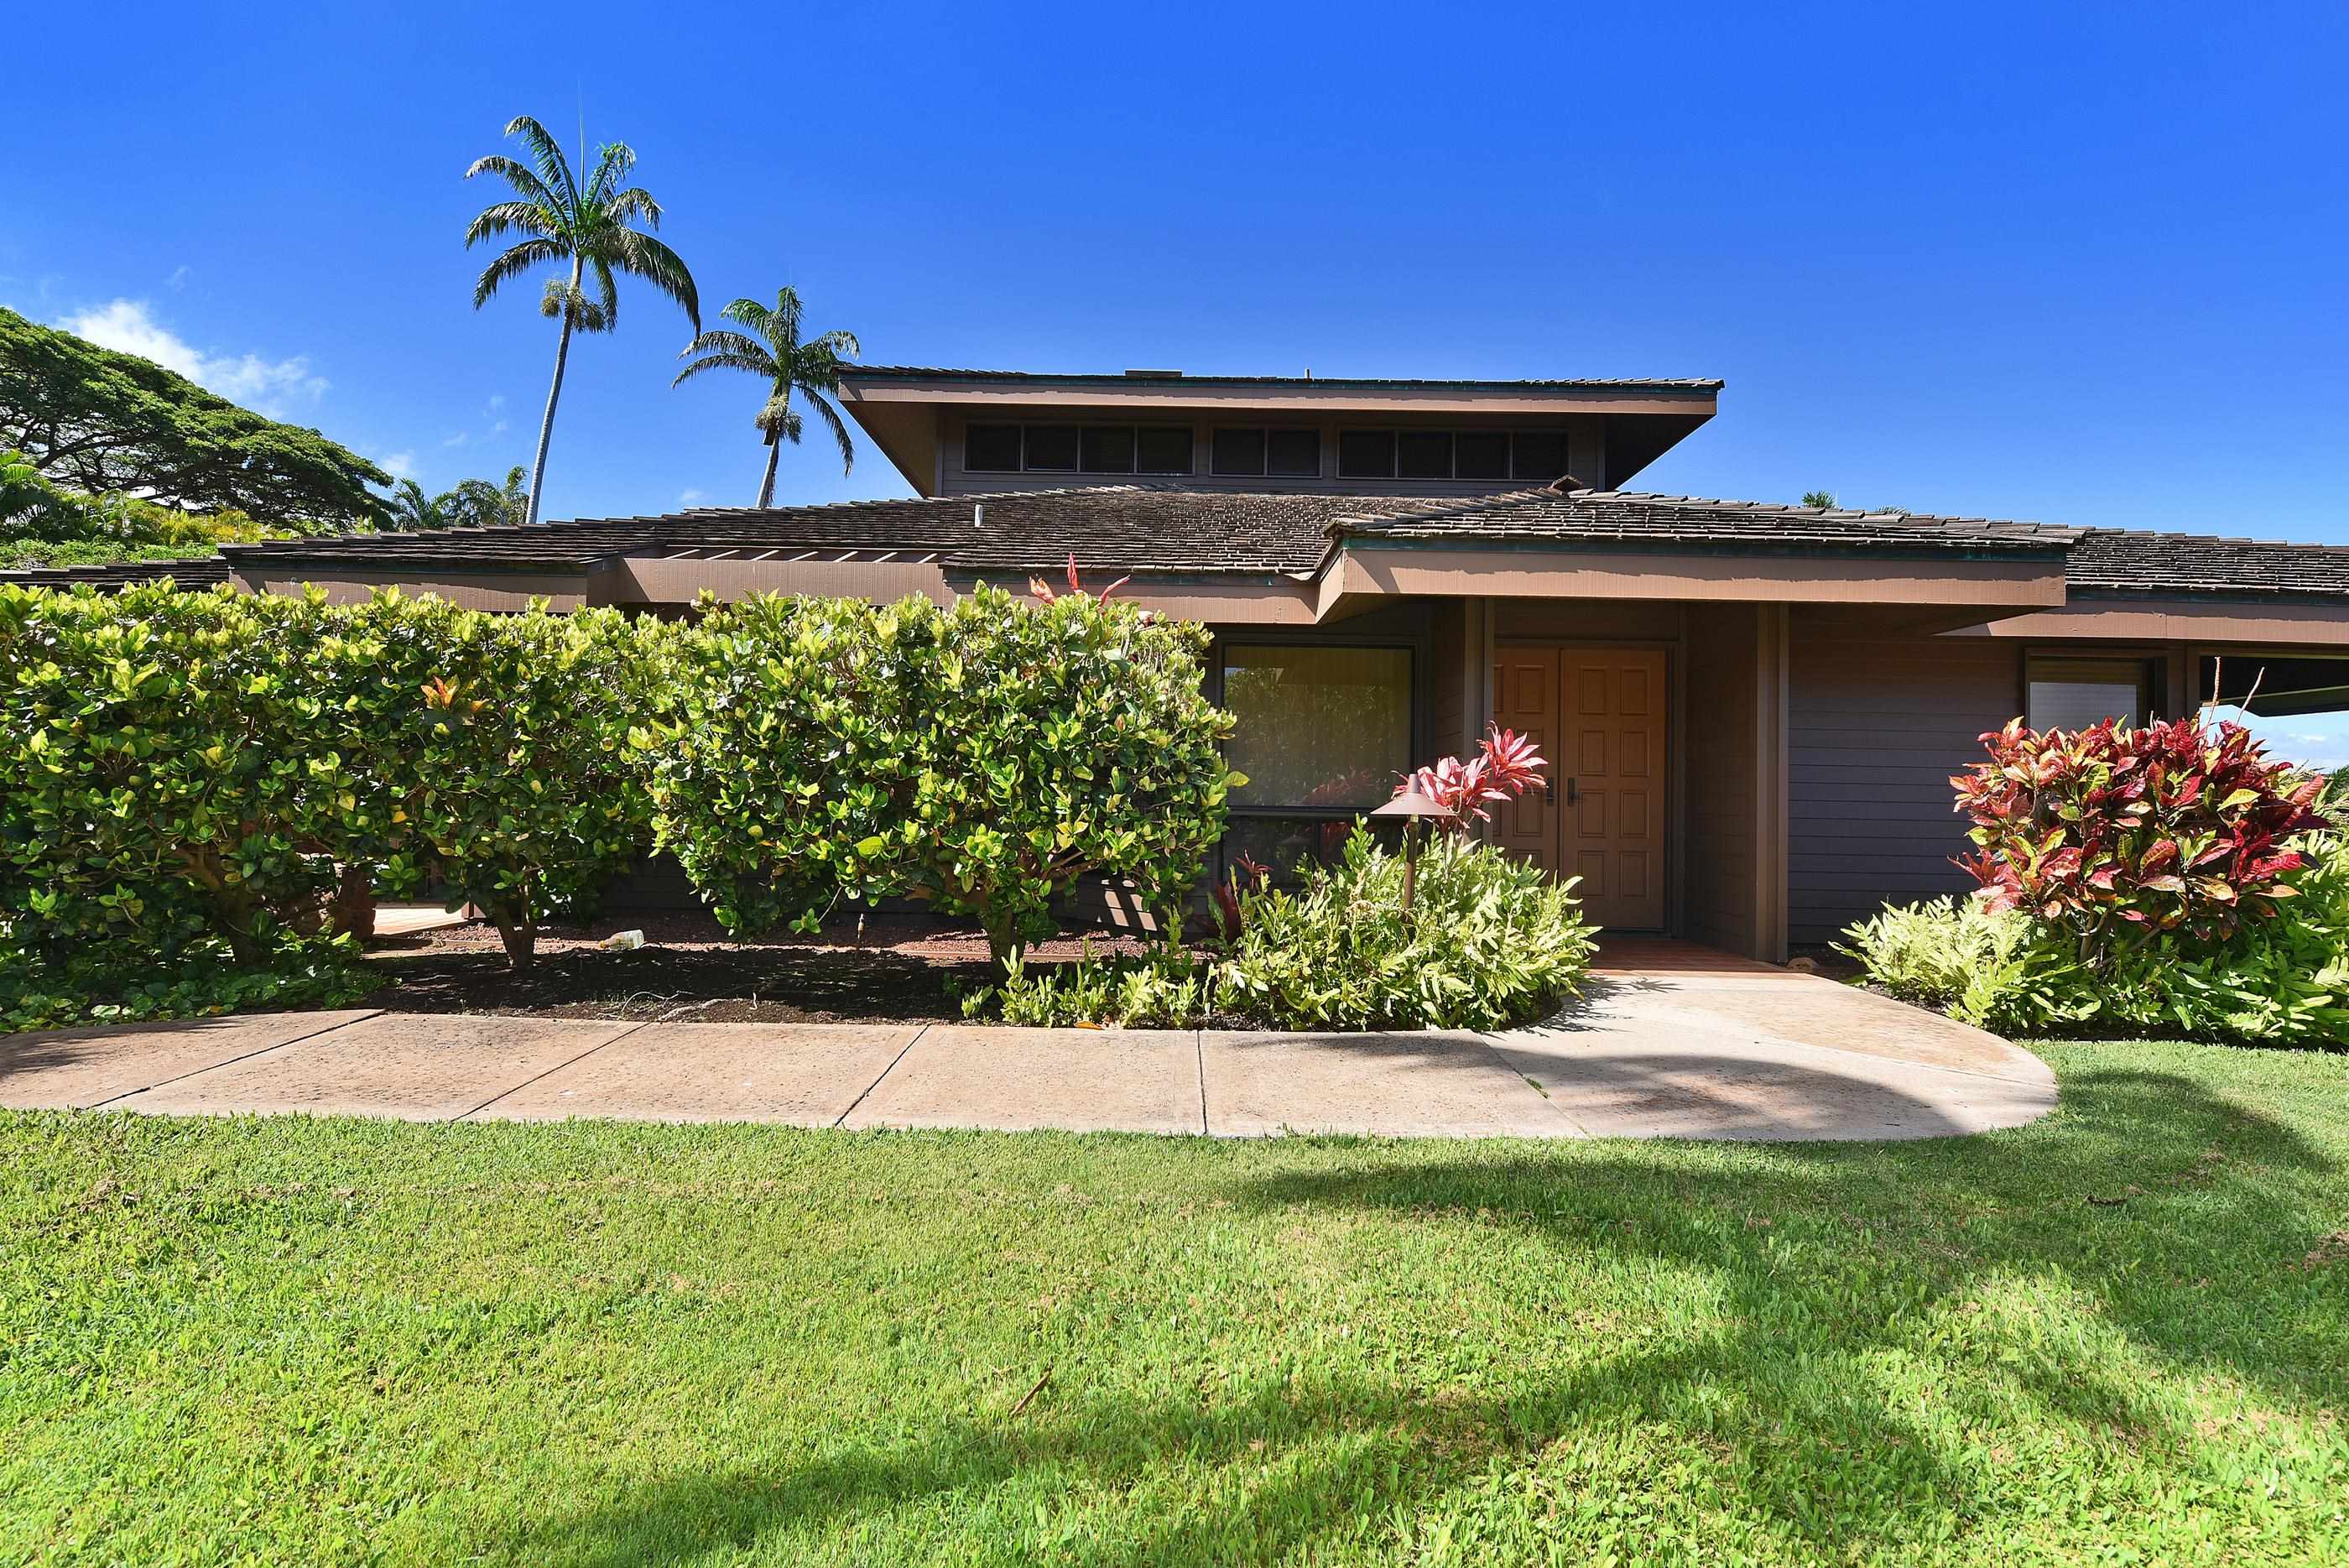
<box><xmin>359</xmin><ymin>912</ymin><xmax>1150</xmax><ymax>1024</ymax></box>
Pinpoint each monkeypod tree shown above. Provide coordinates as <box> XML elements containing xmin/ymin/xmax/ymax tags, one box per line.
<box><xmin>1954</xmin><ymin>714</ymin><xmax>2330</xmax><ymax>966</ymax></box>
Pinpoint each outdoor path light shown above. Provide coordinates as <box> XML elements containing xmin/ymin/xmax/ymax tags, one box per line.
<box><xmin>1368</xmin><ymin>787</ymin><xmax>1454</xmax><ymax>912</ymax></box>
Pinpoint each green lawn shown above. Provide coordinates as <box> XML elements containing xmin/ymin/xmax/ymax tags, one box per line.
<box><xmin>4</xmin><ymin>1041</ymin><xmax>2346</xmax><ymax>1565</ymax></box>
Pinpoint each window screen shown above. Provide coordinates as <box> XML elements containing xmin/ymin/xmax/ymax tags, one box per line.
<box><xmin>1453</xmin><ymin>431</ymin><xmax>1509</xmax><ymax>480</ymax></box>
<box><xmin>1265</xmin><ymin>429</ymin><xmax>1320</xmax><ymax>477</ymax></box>
<box><xmin>1338</xmin><ymin>430</ymin><xmax>1397</xmax><ymax>479</ymax></box>
<box><xmin>1211</xmin><ymin>428</ymin><xmax>1267</xmax><ymax>477</ymax></box>
<box><xmin>1222</xmin><ymin>645</ymin><xmax>1413</xmax><ymax>810</ymax></box>
<box><xmin>965</xmin><ymin>424</ymin><xmax>1022</xmax><ymax>472</ymax></box>
<box><xmin>2027</xmin><ymin>657</ymin><xmax>2152</xmax><ymax>732</ymax></box>
<box><xmin>1023</xmin><ymin>425</ymin><xmax>1079</xmax><ymax>471</ymax></box>
<box><xmin>1136</xmin><ymin>427</ymin><xmax>1193</xmax><ymax>474</ymax></box>
<box><xmin>1396</xmin><ymin>430</ymin><xmax>1453</xmax><ymax>480</ymax></box>
<box><xmin>1511</xmin><ymin>430</ymin><xmax>1570</xmax><ymax>482</ymax></box>
<box><xmin>1079</xmin><ymin>426</ymin><xmax>1135</xmax><ymax>473</ymax></box>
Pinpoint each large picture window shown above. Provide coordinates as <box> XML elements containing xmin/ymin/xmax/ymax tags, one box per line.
<box><xmin>965</xmin><ymin>423</ymin><xmax>1193</xmax><ymax>476</ymax></box>
<box><xmin>1334</xmin><ymin>427</ymin><xmax>1573</xmax><ymax>482</ymax></box>
<box><xmin>1222</xmin><ymin>644</ymin><xmax>1414</xmax><ymax>810</ymax></box>
<box><xmin>2026</xmin><ymin>655</ymin><xmax>2154</xmax><ymax>732</ymax></box>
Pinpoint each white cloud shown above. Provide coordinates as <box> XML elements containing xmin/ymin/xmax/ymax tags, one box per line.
<box><xmin>59</xmin><ymin>299</ymin><xmax>327</xmax><ymax>416</ymax></box>
<box><xmin>442</xmin><ymin>431</ymin><xmax>471</xmax><ymax>448</ymax></box>
<box><xmin>677</xmin><ymin>487</ymin><xmax>708</xmax><ymax>506</ymax></box>
<box><xmin>378</xmin><ymin>451</ymin><xmax>418</xmax><ymax>481</ymax></box>
<box><xmin>166</xmin><ymin>265</ymin><xmax>190</xmax><ymax>291</ymax></box>
<box><xmin>491</xmin><ymin>419</ymin><xmax>509</xmax><ymax>435</ymax></box>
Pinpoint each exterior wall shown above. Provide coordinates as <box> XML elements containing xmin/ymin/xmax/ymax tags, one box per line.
<box><xmin>1683</xmin><ymin>604</ymin><xmax>1760</xmax><ymax>955</ymax></box>
<box><xmin>1786</xmin><ymin>612</ymin><xmax>2021</xmax><ymax>946</ymax></box>
<box><xmin>935</xmin><ymin>408</ymin><xmax>1607</xmax><ymax>499</ymax></box>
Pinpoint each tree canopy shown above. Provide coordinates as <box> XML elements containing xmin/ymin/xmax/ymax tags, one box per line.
<box><xmin>0</xmin><ymin>306</ymin><xmax>388</xmax><ymax>524</ymax></box>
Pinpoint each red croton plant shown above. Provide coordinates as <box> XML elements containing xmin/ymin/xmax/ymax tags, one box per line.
<box><xmin>1953</xmin><ymin>713</ymin><xmax>2330</xmax><ymax>965</ymax></box>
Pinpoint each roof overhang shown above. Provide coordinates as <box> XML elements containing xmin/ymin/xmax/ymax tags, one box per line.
<box><xmin>1955</xmin><ymin>591</ymin><xmax>2349</xmax><ymax>647</ymax></box>
<box><xmin>836</xmin><ymin>370</ymin><xmax>1721</xmax><ymax>496</ymax></box>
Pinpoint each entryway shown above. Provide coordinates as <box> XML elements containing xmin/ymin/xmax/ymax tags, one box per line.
<box><xmin>1492</xmin><ymin>644</ymin><xmax>1666</xmax><ymax>930</ymax></box>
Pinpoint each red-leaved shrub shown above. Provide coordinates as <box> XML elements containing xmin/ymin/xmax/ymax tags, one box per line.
<box><xmin>1399</xmin><ymin>725</ymin><xmax>1548</xmax><ymax>831</ymax></box>
<box><xmin>1953</xmin><ymin>715</ymin><xmax>2329</xmax><ymax>964</ymax></box>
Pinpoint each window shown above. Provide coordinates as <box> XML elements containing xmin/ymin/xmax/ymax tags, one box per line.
<box><xmin>1267</xmin><ymin>429</ymin><xmax>1320</xmax><ymax>477</ymax></box>
<box><xmin>2027</xmin><ymin>656</ymin><xmax>2153</xmax><ymax>732</ymax></box>
<box><xmin>1211</xmin><ymin>427</ymin><xmax>1267</xmax><ymax>477</ymax></box>
<box><xmin>965</xmin><ymin>424</ymin><xmax>1023</xmax><ymax>473</ymax></box>
<box><xmin>1336</xmin><ymin>427</ymin><xmax>1574</xmax><ymax>482</ymax></box>
<box><xmin>1454</xmin><ymin>430</ymin><xmax>1510</xmax><ymax>480</ymax></box>
<box><xmin>1397</xmin><ymin>430</ymin><xmax>1453</xmax><ymax>480</ymax></box>
<box><xmin>1136</xmin><ymin>427</ymin><xmax>1193</xmax><ymax>474</ymax></box>
<box><xmin>966</xmin><ymin>423</ymin><xmax>1192</xmax><ymax>476</ymax></box>
<box><xmin>1079</xmin><ymin>426</ymin><xmax>1134</xmax><ymax>474</ymax></box>
<box><xmin>1338</xmin><ymin>430</ymin><xmax>1397</xmax><ymax>479</ymax></box>
<box><xmin>1211</xmin><ymin>428</ymin><xmax>1319</xmax><ymax>478</ymax></box>
<box><xmin>1222</xmin><ymin>644</ymin><xmax>1414</xmax><ymax>810</ymax></box>
<box><xmin>1511</xmin><ymin>430</ymin><xmax>1570</xmax><ymax>482</ymax></box>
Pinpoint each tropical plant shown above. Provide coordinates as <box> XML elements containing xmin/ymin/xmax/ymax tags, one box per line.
<box><xmin>1397</xmin><ymin>724</ymin><xmax>1547</xmax><ymax>828</ymax></box>
<box><xmin>1217</xmin><ymin>829</ymin><xmax>1594</xmax><ymax>1030</ymax></box>
<box><xmin>445</xmin><ymin>465</ymin><xmax>529</xmax><ymax>529</ymax></box>
<box><xmin>0</xmin><ymin>308</ymin><xmax>388</xmax><ymax>523</ymax></box>
<box><xmin>673</xmin><ymin>287</ymin><xmax>860</xmax><ymax>508</ymax></box>
<box><xmin>386</xmin><ymin>478</ymin><xmax>450</xmax><ymax>531</ymax></box>
<box><xmin>645</xmin><ymin>580</ymin><xmax>1239</xmax><ymax>969</ymax></box>
<box><xmin>1954</xmin><ymin>714</ymin><xmax>2330</xmax><ymax>967</ymax></box>
<box><xmin>464</xmin><ymin>115</ymin><xmax>700</xmax><ymax>525</ymax></box>
<box><xmin>1836</xmin><ymin>896</ymin><xmax>2078</xmax><ymax>1028</ymax></box>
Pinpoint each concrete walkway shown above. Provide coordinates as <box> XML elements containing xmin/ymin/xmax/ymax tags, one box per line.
<box><xmin>0</xmin><ymin>961</ymin><xmax>2057</xmax><ymax>1142</ymax></box>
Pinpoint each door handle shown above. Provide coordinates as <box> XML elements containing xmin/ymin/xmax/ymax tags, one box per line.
<box><xmin>1544</xmin><ymin>779</ymin><xmax>1557</xmax><ymax>805</ymax></box>
<box><xmin>1565</xmin><ymin>778</ymin><xmax>1579</xmax><ymax>807</ymax></box>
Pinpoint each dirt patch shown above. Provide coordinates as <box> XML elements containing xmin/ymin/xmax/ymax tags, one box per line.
<box><xmin>359</xmin><ymin>911</ymin><xmax>1153</xmax><ymax>1023</ymax></box>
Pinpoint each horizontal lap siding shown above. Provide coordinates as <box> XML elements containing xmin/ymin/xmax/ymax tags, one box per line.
<box><xmin>1787</xmin><ymin>621</ymin><xmax>2018</xmax><ymax>945</ymax></box>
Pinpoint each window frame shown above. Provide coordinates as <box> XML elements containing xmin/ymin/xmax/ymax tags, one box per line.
<box><xmin>1210</xmin><ymin>425</ymin><xmax>1320</xmax><ymax>479</ymax></box>
<box><xmin>2024</xmin><ymin>654</ymin><xmax>2156</xmax><ymax>732</ymax></box>
<box><xmin>1332</xmin><ymin>427</ymin><xmax>1576</xmax><ymax>482</ymax></box>
<box><xmin>962</xmin><ymin>422</ymin><xmax>1195</xmax><ymax>477</ymax></box>
<box><xmin>1216</xmin><ymin>639</ymin><xmax>1419</xmax><ymax>815</ymax></box>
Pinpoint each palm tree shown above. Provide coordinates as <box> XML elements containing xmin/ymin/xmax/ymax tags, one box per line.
<box><xmin>673</xmin><ymin>288</ymin><xmax>858</xmax><ymax>508</ymax></box>
<box><xmin>464</xmin><ymin>115</ymin><xmax>699</xmax><ymax>525</ymax></box>
<box><xmin>446</xmin><ymin>465</ymin><xmax>529</xmax><ymax>529</ymax></box>
<box><xmin>386</xmin><ymin>478</ymin><xmax>448</xmax><ymax>531</ymax></box>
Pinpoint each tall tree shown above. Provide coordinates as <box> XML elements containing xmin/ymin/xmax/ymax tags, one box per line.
<box><xmin>445</xmin><ymin>465</ymin><xmax>529</xmax><ymax>529</ymax></box>
<box><xmin>464</xmin><ymin>115</ymin><xmax>699</xmax><ymax>525</ymax></box>
<box><xmin>673</xmin><ymin>288</ymin><xmax>858</xmax><ymax>508</ymax></box>
<box><xmin>0</xmin><ymin>308</ymin><xmax>387</xmax><ymax>524</ymax></box>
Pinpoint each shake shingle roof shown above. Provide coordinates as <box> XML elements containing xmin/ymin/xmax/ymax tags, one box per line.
<box><xmin>0</xmin><ymin>555</ymin><xmax>233</xmax><ymax>591</ymax></box>
<box><xmin>1334</xmin><ymin>489</ymin><xmax>2082</xmax><ymax>552</ymax></box>
<box><xmin>2065</xmin><ymin>529</ymin><xmax>2349</xmax><ymax>597</ymax></box>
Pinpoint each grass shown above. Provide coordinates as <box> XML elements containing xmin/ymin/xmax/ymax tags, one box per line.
<box><xmin>3</xmin><ymin>1040</ymin><xmax>2346</xmax><ymax>1565</ymax></box>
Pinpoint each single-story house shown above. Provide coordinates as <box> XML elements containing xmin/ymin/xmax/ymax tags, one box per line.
<box><xmin>16</xmin><ymin>365</ymin><xmax>2349</xmax><ymax>961</ymax></box>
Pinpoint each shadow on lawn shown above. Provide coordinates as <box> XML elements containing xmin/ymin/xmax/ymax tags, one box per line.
<box><xmin>495</xmin><ymin>1065</ymin><xmax>2341</xmax><ymax>1566</ymax></box>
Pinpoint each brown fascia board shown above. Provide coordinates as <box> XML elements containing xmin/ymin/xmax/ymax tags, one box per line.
<box><xmin>836</xmin><ymin>372</ymin><xmax>1720</xmax><ymax>417</ymax></box>
<box><xmin>1960</xmin><ymin>594</ymin><xmax>2349</xmax><ymax>646</ymax></box>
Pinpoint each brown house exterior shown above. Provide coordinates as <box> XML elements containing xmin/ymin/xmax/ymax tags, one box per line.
<box><xmin>18</xmin><ymin>365</ymin><xmax>2349</xmax><ymax>961</ymax></box>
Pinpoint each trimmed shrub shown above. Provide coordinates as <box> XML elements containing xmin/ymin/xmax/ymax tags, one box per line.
<box><xmin>1955</xmin><ymin>715</ymin><xmax>2329</xmax><ymax>963</ymax></box>
<box><xmin>1836</xmin><ymin>897</ymin><xmax>2086</xmax><ymax>1030</ymax></box>
<box><xmin>1217</xmin><ymin>829</ymin><xmax>1594</xmax><ymax>1031</ymax></box>
<box><xmin>0</xmin><ymin>585</ymin><xmax>660</xmax><ymax>1000</ymax></box>
<box><xmin>648</xmin><ymin>582</ymin><xmax>1239</xmax><ymax>966</ymax></box>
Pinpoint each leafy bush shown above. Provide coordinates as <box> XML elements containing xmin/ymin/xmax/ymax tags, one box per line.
<box><xmin>648</xmin><ymin>581</ymin><xmax>1238</xmax><ymax>967</ymax></box>
<box><xmin>962</xmin><ymin>944</ymin><xmax>1209</xmax><ymax>1029</ymax></box>
<box><xmin>0</xmin><ymin>585</ymin><xmax>659</xmax><ymax>991</ymax></box>
<box><xmin>0</xmin><ymin>924</ymin><xmax>372</xmax><ymax>1034</ymax></box>
<box><xmin>1836</xmin><ymin>897</ymin><xmax>2086</xmax><ymax>1030</ymax></box>
<box><xmin>1955</xmin><ymin>715</ymin><xmax>2329</xmax><ymax>963</ymax></box>
<box><xmin>1217</xmin><ymin>829</ymin><xmax>1593</xmax><ymax>1031</ymax></box>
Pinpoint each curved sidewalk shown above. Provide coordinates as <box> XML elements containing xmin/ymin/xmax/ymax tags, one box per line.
<box><xmin>0</xmin><ymin>969</ymin><xmax>2055</xmax><ymax>1142</ymax></box>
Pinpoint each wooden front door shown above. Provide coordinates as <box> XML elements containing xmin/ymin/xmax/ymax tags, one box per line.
<box><xmin>1490</xmin><ymin>646</ymin><xmax>1667</xmax><ymax>930</ymax></box>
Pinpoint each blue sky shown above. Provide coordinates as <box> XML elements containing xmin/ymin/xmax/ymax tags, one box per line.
<box><xmin>8</xmin><ymin>3</ymin><xmax>2348</xmax><ymax>750</ymax></box>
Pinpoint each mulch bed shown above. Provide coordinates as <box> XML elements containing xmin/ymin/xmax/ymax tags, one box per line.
<box><xmin>358</xmin><ymin>911</ymin><xmax>1154</xmax><ymax>1023</ymax></box>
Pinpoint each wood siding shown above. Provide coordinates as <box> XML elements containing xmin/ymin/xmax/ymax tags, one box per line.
<box><xmin>1787</xmin><ymin>614</ymin><xmax>2020</xmax><ymax>946</ymax></box>
<box><xmin>1682</xmin><ymin>604</ymin><xmax>1758</xmax><ymax>955</ymax></box>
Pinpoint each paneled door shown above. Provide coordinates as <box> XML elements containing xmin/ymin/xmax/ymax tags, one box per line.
<box><xmin>1489</xmin><ymin>646</ymin><xmax>1668</xmax><ymax>930</ymax></box>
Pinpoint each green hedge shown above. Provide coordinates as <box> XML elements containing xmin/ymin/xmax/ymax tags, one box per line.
<box><xmin>0</xmin><ymin>586</ymin><xmax>658</xmax><ymax>1022</ymax></box>
<box><xmin>647</xmin><ymin>583</ymin><xmax>1239</xmax><ymax>964</ymax></box>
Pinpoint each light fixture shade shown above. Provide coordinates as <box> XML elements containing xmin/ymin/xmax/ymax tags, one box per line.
<box><xmin>1370</xmin><ymin>788</ymin><xmax>1453</xmax><ymax>820</ymax></box>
